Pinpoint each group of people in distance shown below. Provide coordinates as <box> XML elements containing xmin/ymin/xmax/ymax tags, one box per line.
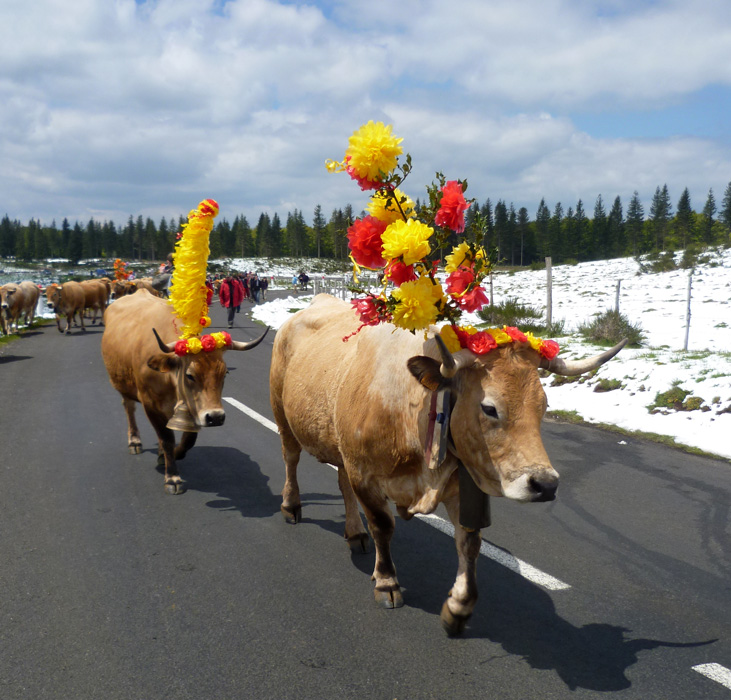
<box><xmin>216</xmin><ymin>271</ymin><xmax>270</xmax><ymax>328</ymax></box>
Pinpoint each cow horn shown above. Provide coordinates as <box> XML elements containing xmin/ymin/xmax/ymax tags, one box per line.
<box><xmin>540</xmin><ymin>338</ymin><xmax>628</xmax><ymax>376</ymax></box>
<box><xmin>152</xmin><ymin>328</ymin><xmax>177</xmax><ymax>354</ymax></box>
<box><xmin>230</xmin><ymin>327</ymin><xmax>269</xmax><ymax>351</ymax></box>
<box><xmin>434</xmin><ymin>334</ymin><xmax>457</xmax><ymax>379</ymax></box>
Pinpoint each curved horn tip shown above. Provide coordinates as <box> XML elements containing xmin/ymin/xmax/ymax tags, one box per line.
<box><xmin>434</xmin><ymin>333</ymin><xmax>457</xmax><ymax>378</ymax></box>
<box><xmin>230</xmin><ymin>326</ymin><xmax>270</xmax><ymax>351</ymax></box>
<box><xmin>542</xmin><ymin>337</ymin><xmax>629</xmax><ymax>376</ymax></box>
<box><xmin>152</xmin><ymin>327</ymin><xmax>176</xmax><ymax>353</ymax></box>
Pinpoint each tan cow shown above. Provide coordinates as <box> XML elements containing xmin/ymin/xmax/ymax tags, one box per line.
<box><xmin>0</xmin><ymin>281</ymin><xmax>41</xmax><ymax>335</ymax></box>
<box><xmin>270</xmin><ymin>294</ymin><xmax>626</xmax><ymax>635</ymax></box>
<box><xmin>101</xmin><ymin>290</ymin><xmax>268</xmax><ymax>494</ymax></box>
<box><xmin>80</xmin><ymin>279</ymin><xmax>109</xmax><ymax>325</ymax></box>
<box><xmin>46</xmin><ymin>281</ymin><xmax>86</xmax><ymax>334</ymax></box>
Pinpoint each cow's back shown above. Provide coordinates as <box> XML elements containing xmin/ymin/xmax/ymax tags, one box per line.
<box><xmin>18</xmin><ymin>281</ymin><xmax>39</xmax><ymax>310</ymax></box>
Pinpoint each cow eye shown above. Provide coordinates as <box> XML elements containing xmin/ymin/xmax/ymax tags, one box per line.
<box><xmin>481</xmin><ymin>404</ymin><xmax>499</xmax><ymax>419</ymax></box>
<box><xmin>185</xmin><ymin>371</ymin><xmax>195</xmax><ymax>383</ymax></box>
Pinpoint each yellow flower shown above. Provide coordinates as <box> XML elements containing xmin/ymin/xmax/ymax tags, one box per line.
<box><xmin>381</xmin><ymin>218</ymin><xmax>433</xmax><ymax>265</ymax></box>
<box><xmin>211</xmin><ymin>332</ymin><xmax>227</xmax><ymax>349</ymax></box>
<box><xmin>367</xmin><ymin>188</ymin><xmax>415</xmax><ymax>224</ymax></box>
<box><xmin>524</xmin><ymin>331</ymin><xmax>543</xmax><ymax>353</ymax></box>
<box><xmin>392</xmin><ymin>276</ymin><xmax>444</xmax><ymax>331</ymax></box>
<box><xmin>345</xmin><ymin>121</ymin><xmax>403</xmax><ymax>181</ymax></box>
<box><xmin>487</xmin><ymin>327</ymin><xmax>512</xmax><ymax>345</ymax></box>
<box><xmin>444</xmin><ymin>242</ymin><xmax>486</xmax><ymax>273</ymax></box>
<box><xmin>186</xmin><ymin>337</ymin><xmax>203</xmax><ymax>354</ymax></box>
<box><xmin>439</xmin><ymin>325</ymin><xmax>461</xmax><ymax>354</ymax></box>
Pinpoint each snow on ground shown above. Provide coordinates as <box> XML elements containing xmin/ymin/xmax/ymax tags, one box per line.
<box><xmin>249</xmin><ymin>249</ymin><xmax>731</xmax><ymax>461</ymax></box>
<box><xmin>3</xmin><ymin>250</ymin><xmax>730</xmax><ymax>460</ymax></box>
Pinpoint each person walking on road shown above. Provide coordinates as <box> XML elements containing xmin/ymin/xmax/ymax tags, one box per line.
<box><xmin>219</xmin><ymin>272</ymin><xmax>244</xmax><ymax>328</ymax></box>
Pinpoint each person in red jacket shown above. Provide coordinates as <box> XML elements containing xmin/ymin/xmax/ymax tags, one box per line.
<box><xmin>219</xmin><ymin>272</ymin><xmax>244</xmax><ymax>328</ymax></box>
<box><xmin>205</xmin><ymin>278</ymin><xmax>214</xmax><ymax>306</ymax></box>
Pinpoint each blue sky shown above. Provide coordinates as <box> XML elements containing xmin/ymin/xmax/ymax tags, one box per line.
<box><xmin>1</xmin><ymin>0</ymin><xmax>730</xmax><ymax>228</ymax></box>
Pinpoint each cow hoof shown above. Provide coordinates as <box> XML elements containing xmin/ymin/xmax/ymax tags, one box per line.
<box><xmin>440</xmin><ymin>600</ymin><xmax>469</xmax><ymax>637</ymax></box>
<box><xmin>374</xmin><ymin>588</ymin><xmax>404</xmax><ymax>609</ymax></box>
<box><xmin>128</xmin><ymin>444</ymin><xmax>142</xmax><ymax>455</ymax></box>
<box><xmin>281</xmin><ymin>503</ymin><xmax>301</xmax><ymax>524</ymax></box>
<box><xmin>347</xmin><ymin>533</ymin><xmax>370</xmax><ymax>554</ymax></box>
<box><xmin>164</xmin><ymin>480</ymin><xmax>187</xmax><ymax>495</ymax></box>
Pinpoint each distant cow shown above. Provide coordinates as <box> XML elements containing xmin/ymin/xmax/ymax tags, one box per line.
<box><xmin>46</xmin><ymin>281</ymin><xmax>86</xmax><ymax>334</ymax></box>
<box><xmin>0</xmin><ymin>281</ymin><xmax>40</xmax><ymax>335</ymax></box>
<box><xmin>80</xmin><ymin>279</ymin><xmax>109</xmax><ymax>325</ymax></box>
<box><xmin>101</xmin><ymin>290</ymin><xmax>268</xmax><ymax>494</ymax></box>
<box><xmin>270</xmin><ymin>294</ymin><xmax>626</xmax><ymax>635</ymax></box>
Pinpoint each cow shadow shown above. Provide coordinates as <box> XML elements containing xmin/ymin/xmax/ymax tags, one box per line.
<box><xmin>177</xmin><ymin>445</ymin><xmax>280</xmax><ymax>518</ymax></box>
<box><xmin>0</xmin><ymin>354</ymin><xmax>33</xmax><ymax>364</ymax></box>
<box><xmin>385</xmin><ymin>517</ymin><xmax>716</xmax><ymax>692</ymax></box>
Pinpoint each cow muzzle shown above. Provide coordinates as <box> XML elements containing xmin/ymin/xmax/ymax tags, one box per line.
<box><xmin>501</xmin><ymin>468</ymin><xmax>559</xmax><ymax>503</ymax></box>
<box><xmin>528</xmin><ymin>474</ymin><xmax>559</xmax><ymax>502</ymax></box>
<box><xmin>203</xmin><ymin>409</ymin><xmax>225</xmax><ymax>427</ymax></box>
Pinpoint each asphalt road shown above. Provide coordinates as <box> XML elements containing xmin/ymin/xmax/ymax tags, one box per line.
<box><xmin>1</xmin><ymin>292</ymin><xmax>730</xmax><ymax>700</ymax></box>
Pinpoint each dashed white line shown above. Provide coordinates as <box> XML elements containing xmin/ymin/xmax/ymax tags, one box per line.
<box><xmin>224</xmin><ymin>396</ymin><xmax>571</xmax><ymax>591</ymax></box>
<box><xmin>693</xmin><ymin>663</ymin><xmax>731</xmax><ymax>690</ymax></box>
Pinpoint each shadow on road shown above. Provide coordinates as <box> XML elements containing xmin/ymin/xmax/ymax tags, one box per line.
<box><xmin>180</xmin><ymin>445</ymin><xmax>281</xmax><ymax>518</ymax></box>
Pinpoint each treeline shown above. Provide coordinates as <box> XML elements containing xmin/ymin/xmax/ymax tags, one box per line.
<box><xmin>2</xmin><ymin>183</ymin><xmax>730</xmax><ymax>265</ymax></box>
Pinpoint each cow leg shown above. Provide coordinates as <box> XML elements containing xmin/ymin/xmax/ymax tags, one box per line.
<box><xmin>55</xmin><ymin>314</ymin><xmax>64</xmax><ymax>333</ymax></box>
<box><xmin>440</xmin><ymin>495</ymin><xmax>482</xmax><ymax>637</ymax></box>
<box><xmin>123</xmin><ymin>398</ymin><xmax>143</xmax><ymax>454</ymax></box>
<box><xmin>145</xmin><ymin>408</ymin><xmax>185</xmax><ymax>495</ymax></box>
<box><xmin>277</xmin><ymin>421</ymin><xmax>303</xmax><ymax>523</ymax></box>
<box><xmin>337</xmin><ymin>466</ymin><xmax>369</xmax><ymax>553</ymax></box>
<box><xmin>174</xmin><ymin>431</ymin><xmax>198</xmax><ymax>460</ymax></box>
<box><xmin>350</xmin><ymin>481</ymin><xmax>403</xmax><ymax>609</ymax></box>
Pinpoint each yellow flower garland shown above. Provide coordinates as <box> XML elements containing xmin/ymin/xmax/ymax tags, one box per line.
<box><xmin>168</xmin><ymin>199</ymin><xmax>219</xmax><ymax>340</ymax></box>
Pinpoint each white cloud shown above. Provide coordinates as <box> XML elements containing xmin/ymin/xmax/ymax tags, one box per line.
<box><xmin>1</xmin><ymin>0</ymin><xmax>730</xmax><ymax>226</ymax></box>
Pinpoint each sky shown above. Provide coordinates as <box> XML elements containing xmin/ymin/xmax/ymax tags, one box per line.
<box><xmin>3</xmin><ymin>0</ymin><xmax>731</xmax><ymax>229</ymax></box>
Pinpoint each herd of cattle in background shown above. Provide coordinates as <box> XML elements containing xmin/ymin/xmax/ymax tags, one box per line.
<box><xmin>0</xmin><ymin>274</ymin><xmax>169</xmax><ymax>336</ymax></box>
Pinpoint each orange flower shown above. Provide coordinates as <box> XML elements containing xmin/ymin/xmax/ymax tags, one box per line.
<box><xmin>347</xmin><ymin>216</ymin><xmax>387</xmax><ymax>269</ymax></box>
<box><xmin>435</xmin><ymin>180</ymin><xmax>468</xmax><ymax>233</ymax></box>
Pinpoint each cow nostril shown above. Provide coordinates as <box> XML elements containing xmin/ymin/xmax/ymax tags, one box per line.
<box><xmin>205</xmin><ymin>411</ymin><xmax>225</xmax><ymax>427</ymax></box>
<box><xmin>529</xmin><ymin>475</ymin><xmax>558</xmax><ymax>502</ymax></box>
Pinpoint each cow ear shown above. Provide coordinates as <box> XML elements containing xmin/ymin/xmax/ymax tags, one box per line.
<box><xmin>147</xmin><ymin>354</ymin><xmax>180</xmax><ymax>373</ymax></box>
<box><xmin>407</xmin><ymin>356</ymin><xmax>447</xmax><ymax>392</ymax></box>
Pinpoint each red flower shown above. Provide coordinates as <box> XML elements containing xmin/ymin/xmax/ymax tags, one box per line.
<box><xmin>435</xmin><ymin>180</ymin><xmax>468</xmax><ymax>233</ymax></box>
<box><xmin>351</xmin><ymin>297</ymin><xmax>381</xmax><ymax>326</ymax></box>
<box><xmin>540</xmin><ymin>339</ymin><xmax>560</xmax><ymax>360</ymax></box>
<box><xmin>385</xmin><ymin>259</ymin><xmax>418</xmax><ymax>287</ymax></box>
<box><xmin>221</xmin><ymin>331</ymin><xmax>232</xmax><ymax>346</ymax></box>
<box><xmin>453</xmin><ymin>325</ymin><xmax>472</xmax><ymax>348</ymax></box>
<box><xmin>504</xmin><ymin>326</ymin><xmax>528</xmax><ymax>343</ymax></box>
<box><xmin>345</xmin><ymin>156</ymin><xmax>382</xmax><ymax>191</ymax></box>
<box><xmin>347</xmin><ymin>216</ymin><xmax>387</xmax><ymax>269</ymax></box>
<box><xmin>174</xmin><ymin>340</ymin><xmax>189</xmax><ymax>357</ymax></box>
<box><xmin>466</xmin><ymin>330</ymin><xmax>497</xmax><ymax>355</ymax></box>
<box><xmin>456</xmin><ymin>285</ymin><xmax>489</xmax><ymax>313</ymax></box>
<box><xmin>445</xmin><ymin>267</ymin><xmax>474</xmax><ymax>297</ymax></box>
<box><xmin>201</xmin><ymin>334</ymin><xmax>217</xmax><ymax>352</ymax></box>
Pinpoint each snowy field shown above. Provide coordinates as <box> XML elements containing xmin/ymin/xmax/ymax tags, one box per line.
<box><xmin>3</xmin><ymin>249</ymin><xmax>730</xmax><ymax>460</ymax></box>
<box><xmin>246</xmin><ymin>250</ymin><xmax>731</xmax><ymax>461</ymax></box>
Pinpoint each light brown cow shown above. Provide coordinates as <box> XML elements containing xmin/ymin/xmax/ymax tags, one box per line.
<box><xmin>0</xmin><ymin>281</ymin><xmax>41</xmax><ymax>335</ymax></box>
<box><xmin>111</xmin><ymin>278</ymin><xmax>160</xmax><ymax>299</ymax></box>
<box><xmin>101</xmin><ymin>290</ymin><xmax>268</xmax><ymax>494</ymax></box>
<box><xmin>46</xmin><ymin>281</ymin><xmax>86</xmax><ymax>334</ymax></box>
<box><xmin>270</xmin><ymin>294</ymin><xmax>626</xmax><ymax>635</ymax></box>
<box><xmin>80</xmin><ymin>279</ymin><xmax>109</xmax><ymax>325</ymax></box>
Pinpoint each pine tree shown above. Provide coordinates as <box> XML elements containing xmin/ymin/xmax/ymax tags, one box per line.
<box><xmin>720</xmin><ymin>181</ymin><xmax>731</xmax><ymax>238</ymax></box>
<box><xmin>516</xmin><ymin>207</ymin><xmax>530</xmax><ymax>266</ymax></box>
<box><xmin>548</xmin><ymin>202</ymin><xmax>563</xmax><ymax>262</ymax></box>
<box><xmin>674</xmin><ymin>188</ymin><xmax>694</xmax><ymax>249</ymax></box>
<box><xmin>574</xmin><ymin>200</ymin><xmax>589</xmax><ymax>260</ymax></box>
<box><xmin>608</xmin><ymin>196</ymin><xmax>624</xmax><ymax>258</ymax></box>
<box><xmin>67</xmin><ymin>223</ymin><xmax>84</xmax><ymax>263</ymax></box>
<box><xmin>534</xmin><ymin>199</ymin><xmax>550</xmax><ymax>260</ymax></box>
<box><xmin>494</xmin><ymin>200</ymin><xmax>509</xmax><ymax>262</ymax></box>
<box><xmin>626</xmin><ymin>191</ymin><xmax>644</xmax><ymax>256</ymax></box>
<box><xmin>255</xmin><ymin>213</ymin><xmax>272</xmax><ymax>257</ymax></box>
<box><xmin>312</xmin><ymin>205</ymin><xmax>327</xmax><ymax>259</ymax></box>
<box><xmin>701</xmin><ymin>188</ymin><xmax>717</xmax><ymax>245</ymax></box>
<box><xmin>481</xmin><ymin>199</ymin><xmax>494</xmax><ymax>250</ymax></box>
<box><xmin>649</xmin><ymin>184</ymin><xmax>672</xmax><ymax>251</ymax></box>
<box><xmin>592</xmin><ymin>194</ymin><xmax>607</xmax><ymax>260</ymax></box>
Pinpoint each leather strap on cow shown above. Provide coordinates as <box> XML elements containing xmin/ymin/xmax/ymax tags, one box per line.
<box><xmin>425</xmin><ymin>388</ymin><xmax>451</xmax><ymax>470</ymax></box>
<box><xmin>458</xmin><ymin>461</ymin><xmax>491</xmax><ymax>531</ymax></box>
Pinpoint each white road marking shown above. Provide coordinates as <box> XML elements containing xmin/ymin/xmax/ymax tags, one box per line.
<box><xmin>692</xmin><ymin>663</ymin><xmax>731</xmax><ymax>690</ymax></box>
<box><xmin>224</xmin><ymin>397</ymin><xmax>572</xmax><ymax>591</ymax></box>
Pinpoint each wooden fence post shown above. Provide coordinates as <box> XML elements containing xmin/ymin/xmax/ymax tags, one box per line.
<box><xmin>545</xmin><ymin>257</ymin><xmax>552</xmax><ymax>332</ymax></box>
<box><xmin>684</xmin><ymin>271</ymin><xmax>693</xmax><ymax>351</ymax></box>
<box><xmin>615</xmin><ymin>280</ymin><xmax>622</xmax><ymax>312</ymax></box>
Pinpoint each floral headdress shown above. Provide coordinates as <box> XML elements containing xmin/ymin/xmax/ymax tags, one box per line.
<box><xmin>327</xmin><ymin>121</ymin><xmax>559</xmax><ymax>360</ymax></box>
<box><xmin>114</xmin><ymin>258</ymin><xmax>131</xmax><ymax>281</ymax></box>
<box><xmin>168</xmin><ymin>199</ymin><xmax>232</xmax><ymax>357</ymax></box>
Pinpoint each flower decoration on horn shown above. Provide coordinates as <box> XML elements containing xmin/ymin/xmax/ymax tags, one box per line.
<box><xmin>327</xmin><ymin>121</ymin><xmax>560</xmax><ymax>358</ymax></box>
<box><xmin>168</xmin><ymin>198</ymin><xmax>233</xmax><ymax>356</ymax></box>
<box><xmin>114</xmin><ymin>258</ymin><xmax>131</xmax><ymax>281</ymax></box>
